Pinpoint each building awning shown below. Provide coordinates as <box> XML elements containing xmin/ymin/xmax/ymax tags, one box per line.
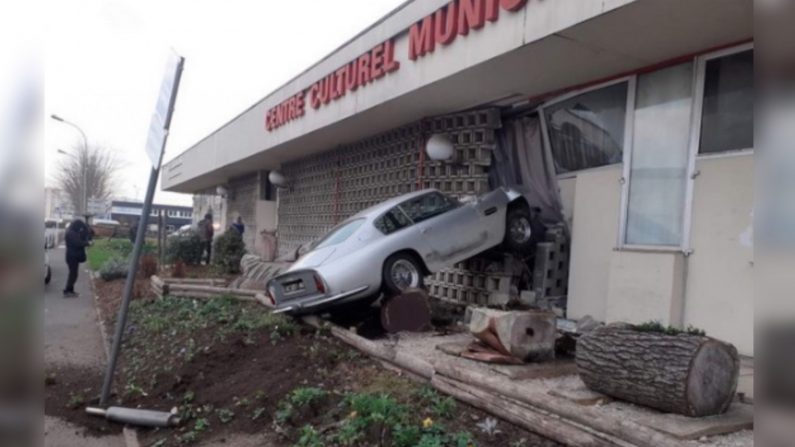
<box><xmin>162</xmin><ymin>0</ymin><xmax>751</xmax><ymax>194</ymax></box>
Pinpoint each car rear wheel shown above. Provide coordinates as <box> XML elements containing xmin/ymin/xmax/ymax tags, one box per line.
<box><xmin>504</xmin><ymin>206</ymin><xmax>545</xmax><ymax>255</ymax></box>
<box><xmin>382</xmin><ymin>253</ymin><xmax>424</xmax><ymax>297</ymax></box>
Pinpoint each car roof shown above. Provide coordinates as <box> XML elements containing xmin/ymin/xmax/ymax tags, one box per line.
<box><xmin>348</xmin><ymin>188</ymin><xmax>440</xmax><ymax>221</ymax></box>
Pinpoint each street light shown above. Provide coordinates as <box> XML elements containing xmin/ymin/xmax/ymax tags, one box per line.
<box><xmin>51</xmin><ymin>114</ymin><xmax>89</xmax><ymax>216</ymax></box>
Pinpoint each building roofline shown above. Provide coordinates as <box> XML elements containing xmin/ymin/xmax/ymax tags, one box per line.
<box><xmin>171</xmin><ymin>0</ymin><xmax>416</xmax><ymax>162</ymax></box>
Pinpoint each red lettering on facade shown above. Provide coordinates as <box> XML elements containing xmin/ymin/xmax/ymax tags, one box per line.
<box><xmin>265</xmin><ymin>0</ymin><xmax>529</xmax><ymax>132</ymax></box>
<box><xmin>434</xmin><ymin>2</ymin><xmax>458</xmax><ymax>45</ymax></box>
<box><xmin>370</xmin><ymin>43</ymin><xmax>385</xmax><ymax>79</ymax></box>
<box><xmin>309</xmin><ymin>83</ymin><xmax>321</xmax><ymax>109</ymax></box>
<box><xmin>384</xmin><ymin>39</ymin><xmax>400</xmax><ymax>73</ymax></box>
<box><xmin>357</xmin><ymin>53</ymin><xmax>371</xmax><ymax>85</ymax></box>
<box><xmin>500</xmin><ymin>0</ymin><xmax>527</xmax><ymax>12</ymax></box>
<box><xmin>345</xmin><ymin>61</ymin><xmax>359</xmax><ymax>91</ymax></box>
<box><xmin>485</xmin><ymin>0</ymin><xmax>500</xmax><ymax>22</ymax></box>
<box><xmin>409</xmin><ymin>16</ymin><xmax>435</xmax><ymax>60</ymax></box>
<box><xmin>458</xmin><ymin>0</ymin><xmax>485</xmax><ymax>35</ymax></box>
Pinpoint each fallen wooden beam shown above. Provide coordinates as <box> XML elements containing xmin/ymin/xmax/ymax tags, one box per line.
<box><xmin>161</xmin><ymin>277</ymin><xmax>228</xmax><ymax>286</ymax></box>
<box><xmin>433</xmin><ymin>360</ymin><xmax>684</xmax><ymax>447</ymax></box>
<box><xmin>431</xmin><ymin>374</ymin><xmax>624</xmax><ymax>447</ymax></box>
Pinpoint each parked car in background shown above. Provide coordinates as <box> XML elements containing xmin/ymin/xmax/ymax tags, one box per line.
<box><xmin>267</xmin><ymin>187</ymin><xmax>545</xmax><ymax>315</ymax></box>
<box><xmin>45</xmin><ymin>218</ymin><xmax>63</xmax><ymax>249</ymax></box>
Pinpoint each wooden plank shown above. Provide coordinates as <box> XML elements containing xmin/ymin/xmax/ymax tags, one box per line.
<box><xmin>431</xmin><ymin>375</ymin><xmax>624</xmax><ymax>447</ymax></box>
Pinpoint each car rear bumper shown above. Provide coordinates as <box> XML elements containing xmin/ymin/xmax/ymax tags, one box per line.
<box><xmin>272</xmin><ymin>285</ymin><xmax>370</xmax><ymax>315</ymax></box>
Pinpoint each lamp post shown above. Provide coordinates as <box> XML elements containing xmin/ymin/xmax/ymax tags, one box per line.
<box><xmin>52</xmin><ymin>114</ymin><xmax>89</xmax><ymax>216</ymax></box>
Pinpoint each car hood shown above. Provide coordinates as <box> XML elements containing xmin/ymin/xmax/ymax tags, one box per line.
<box><xmin>290</xmin><ymin>246</ymin><xmax>337</xmax><ymax>270</ymax></box>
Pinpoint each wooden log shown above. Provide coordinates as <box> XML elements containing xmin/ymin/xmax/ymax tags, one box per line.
<box><xmin>162</xmin><ymin>277</ymin><xmax>227</xmax><ymax>285</ymax></box>
<box><xmin>431</xmin><ymin>374</ymin><xmax>621</xmax><ymax>447</ymax></box>
<box><xmin>380</xmin><ymin>289</ymin><xmax>432</xmax><ymax>333</ymax></box>
<box><xmin>576</xmin><ymin>325</ymin><xmax>739</xmax><ymax>417</ymax></box>
<box><xmin>168</xmin><ymin>291</ymin><xmax>257</xmax><ymax>302</ymax></box>
<box><xmin>469</xmin><ymin>308</ymin><xmax>556</xmax><ymax>361</ymax></box>
<box><xmin>433</xmin><ymin>360</ymin><xmax>683</xmax><ymax>447</ymax></box>
<box><xmin>168</xmin><ymin>283</ymin><xmax>260</xmax><ymax>296</ymax></box>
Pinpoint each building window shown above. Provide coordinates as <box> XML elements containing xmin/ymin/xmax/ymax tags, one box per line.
<box><xmin>544</xmin><ymin>82</ymin><xmax>629</xmax><ymax>174</ymax></box>
<box><xmin>699</xmin><ymin>49</ymin><xmax>753</xmax><ymax>154</ymax></box>
<box><xmin>625</xmin><ymin>63</ymin><xmax>694</xmax><ymax>247</ymax></box>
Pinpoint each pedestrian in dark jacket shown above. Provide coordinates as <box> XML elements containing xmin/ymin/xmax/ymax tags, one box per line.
<box><xmin>129</xmin><ymin>219</ymin><xmax>139</xmax><ymax>244</ymax></box>
<box><xmin>197</xmin><ymin>213</ymin><xmax>214</xmax><ymax>265</ymax></box>
<box><xmin>231</xmin><ymin>216</ymin><xmax>245</xmax><ymax>235</ymax></box>
<box><xmin>63</xmin><ymin>219</ymin><xmax>91</xmax><ymax>297</ymax></box>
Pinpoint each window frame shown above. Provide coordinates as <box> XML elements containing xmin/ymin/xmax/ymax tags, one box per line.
<box><xmin>694</xmin><ymin>43</ymin><xmax>755</xmax><ymax>159</ymax></box>
<box><xmin>538</xmin><ymin>76</ymin><xmax>635</xmax><ymax>179</ymax></box>
<box><xmin>535</xmin><ymin>43</ymin><xmax>752</xmax><ymax>254</ymax></box>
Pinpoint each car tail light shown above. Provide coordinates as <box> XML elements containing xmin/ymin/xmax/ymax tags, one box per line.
<box><xmin>266</xmin><ymin>284</ymin><xmax>277</xmax><ymax>304</ymax></box>
<box><xmin>313</xmin><ymin>274</ymin><xmax>326</xmax><ymax>294</ymax></box>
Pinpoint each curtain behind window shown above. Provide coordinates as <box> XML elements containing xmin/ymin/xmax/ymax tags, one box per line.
<box><xmin>491</xmin><ymin>114</ymin><xmax>564</xmax><ymax>226</ymax></box>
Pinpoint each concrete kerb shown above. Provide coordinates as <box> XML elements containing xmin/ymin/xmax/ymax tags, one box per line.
<box><xmin>87</xmin><ymin>266</ymin><xmax>141</xmax><ymax>447</ymax></box>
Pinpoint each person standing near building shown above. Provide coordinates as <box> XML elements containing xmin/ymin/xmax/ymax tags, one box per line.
<box><xmin>128</xmin><ymin>218</ymin><xmax>138</xmax><ymax>244</ymax></box>
<box><xmin>231</xmin><ymin>216</ymin><xmax>245</xmax><ymax>235</ymax></box>
<box><xmin>197</xmin><ymin>213</ymin><xmax>214</xmax><ymax>264</ymax></box>
<box><xmin>63</xmin><ymin>219</ymin><xmax>91</xmax><ymax>297</ymax></box>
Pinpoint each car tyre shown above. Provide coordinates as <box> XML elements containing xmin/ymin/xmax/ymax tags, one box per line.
<box><xmin>382</xmin><ymin>253</ymin><xmax>424</xmax><ymax>297</ymax></box>
<box><xmin>504</xmin><ymin>205</ymin><xmax>545</xmax><ymax>255</ymax></box>
<box><xmin>45</xmin><ymin>265</ymin><xmax>52</xmax><ymax>285</ymax></box>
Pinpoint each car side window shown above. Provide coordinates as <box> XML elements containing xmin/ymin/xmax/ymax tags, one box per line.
<box><xmin>374</xmin><ymin>208</ymin><xmax>412</xmax><ymax>235</ymax></box>
<box><xmin>399</xmin><ymin>192</ymin><xmax>458</xmax><ymax>224</ymax></box>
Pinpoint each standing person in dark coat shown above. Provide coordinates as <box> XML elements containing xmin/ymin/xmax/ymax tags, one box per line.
<box><xmin>231</xmin><ymin>216</ymin><xmax>245</xmax><ymax>235</ymax></box>
<box><xmin>63</xmin><ymin>219</ymin><xmax>92</xmax><ymax>297</ymax></box>
<box><xmin>197</xmin><ymin>213</ymin><xmax>214</xmax><ymax>265</ymax></box>
<box><xmin>129</xmin><ymin>219</ymin><xmax>139</xmax><ymax>244</ymax></box>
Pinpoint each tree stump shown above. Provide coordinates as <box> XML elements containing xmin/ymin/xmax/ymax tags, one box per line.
<box><xmin>576</xmin><ymin>324</ymin><xmax>740</xmax><ymax>417</ymax></box>
<box><xmin>380</xmin><ymin>288</ymin><xmax>432</xmax><ymax>333</ymax></box>
<box><xmin>469</xmin><ymin>308</ymin><xmax>556</xmax><ymax>361</ymax></box>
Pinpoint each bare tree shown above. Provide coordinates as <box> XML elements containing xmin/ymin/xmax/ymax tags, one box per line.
<box><xmin>55</xmin><ymin>144</ymin><xmax>119</xmax><ymax>215</ymax></box>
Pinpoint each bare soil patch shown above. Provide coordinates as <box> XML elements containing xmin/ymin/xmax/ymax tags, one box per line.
<box><xmin>44</xmin><ymin>276</ymin><xmax>560</xmax><ymax>446</ymax></box>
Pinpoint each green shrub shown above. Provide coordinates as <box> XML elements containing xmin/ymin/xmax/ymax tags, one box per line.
<box><xmin>166</xmin><ymin>230</ymin><xmax>204</xmax><ymax>265</ymax></box>
<box><xmin>212</xmin><ymin>229</ymin><xmax>246</xmax><ymax>274</ymax></box>
<box><xmin>99</xmin><ymin>257</ymin><xmax>129</xmax><ymax>281</ymax></box>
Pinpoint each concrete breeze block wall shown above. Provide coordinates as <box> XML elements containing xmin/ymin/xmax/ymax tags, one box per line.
<box><xmin>278</xmin><ymin>108</ymin><xmax>504</xmax><ymax>306</ymax></box>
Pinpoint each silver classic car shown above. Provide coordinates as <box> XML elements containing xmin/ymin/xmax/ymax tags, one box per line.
<box><xmin>267</xmin><ymin>187</ymin><xmax>544</xmax><ymax>315</ymax></box>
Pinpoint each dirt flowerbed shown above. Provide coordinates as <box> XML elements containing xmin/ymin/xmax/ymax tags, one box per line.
<box><xmin>45</xmin><ymin>277</ymin><xmax>560</xmax><ymax>446</ymax></box>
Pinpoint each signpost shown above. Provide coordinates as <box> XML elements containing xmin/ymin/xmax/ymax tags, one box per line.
<box><xmin>99</xmin><ymin>52</ymin><xmax>185</xmax><ymax>407</ymax></box>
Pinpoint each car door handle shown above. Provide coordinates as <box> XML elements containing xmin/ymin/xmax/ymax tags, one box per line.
<box><xmin>484</xmin><ymin>207</ymin><xmax>497</xmax><ymax>216</ymax></box>
<box><xmin>420</xmin><ymin>226</ymin><xmax>430</xmax><ymax>234</ymax></box>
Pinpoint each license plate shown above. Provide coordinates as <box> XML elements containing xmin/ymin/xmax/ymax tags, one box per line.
<box><xmin>283</xmin><ymin>279</ymin><xmax>305</xmax><ymax>294</ymax></box>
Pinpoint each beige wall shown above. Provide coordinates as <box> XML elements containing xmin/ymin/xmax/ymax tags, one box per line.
<box><xmin>565</xmin><ymin>166</ymin><xmax>623</xmax><ymax>322</ymax></box>
<box><xmin>564</xmin><ymin>154</ymin><xmax>754</xmax><ymax>355</ymax></box>
<box><xmin>684</xmin><ymin>153</ymin><xmax>754</xmax><ymax>355</ymax></box>
<box><xmin>606</xmin><ymin>251</ymin><xmax>685</xmax><ymax>326</ymax></box>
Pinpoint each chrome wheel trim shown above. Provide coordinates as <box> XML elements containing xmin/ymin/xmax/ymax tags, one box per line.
<box><xmin>391</xmin><ymin>259</ymin><xmax>419</xmax><ymax>291</ymax></box>
<box><xmin>509</xmin><ymin>216</ymin><xmax>533</xmax><ymax>244</ymax></box>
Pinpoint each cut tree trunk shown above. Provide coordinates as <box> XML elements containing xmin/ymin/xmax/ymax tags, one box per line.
<box><xmin>380</xmin><ymin>289</ymin><xmax>432</xmax><ymax>333</ymax></box>
<box><xmin>469</xmin><ymin>308</ymin><xmax>556</xmax><ymax>361</ymax></box>
<box><xmin>576</xmin><ymin>324</ymin><xmax>739</xmax><ymax>417</ymax></box>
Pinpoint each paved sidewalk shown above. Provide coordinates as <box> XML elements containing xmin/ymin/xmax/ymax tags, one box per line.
<box><xmin>44</xmin><ymin>247</ymin><xmax>125</xmax><ymax>447</ymax></box>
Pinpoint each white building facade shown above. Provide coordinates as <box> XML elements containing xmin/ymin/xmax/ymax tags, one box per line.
<box><xmin>163</xmin><ymin>0</ymin><xmax>753</xmax><ymax>354</ymax></box>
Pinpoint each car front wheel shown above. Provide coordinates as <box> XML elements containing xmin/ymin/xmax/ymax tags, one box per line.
<box><xmin>382</xmin><ymin>253</ymin><xmax>424</xmax><ymax>297</ymax></box>
<box><xmin>504</xmin><ymin>206</ymin><xmax>545</xmax><ymax>255</ymax></box>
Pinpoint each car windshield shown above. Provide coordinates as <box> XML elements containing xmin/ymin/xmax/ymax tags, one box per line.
<box><xmin>313</xmin><ymin>218</ymin><xmax>365</xmax><ymax>250</ymax></box>
<box><xmin>399</xmin><ymin>192</ymin><xmax>459</xmax><ymax>223</ymax></box>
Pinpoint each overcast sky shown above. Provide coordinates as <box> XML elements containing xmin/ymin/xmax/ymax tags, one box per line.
<box><xmin>44</xmin><ymin>0</ymin><xmax>406</xmax><ymax>205</ymax></box>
